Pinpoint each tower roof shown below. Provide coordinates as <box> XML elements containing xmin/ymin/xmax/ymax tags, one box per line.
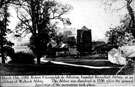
<box><xmin>81</xmin><ymin>26</ymin><xmax>89</xmax><ymax>30</ymax></box>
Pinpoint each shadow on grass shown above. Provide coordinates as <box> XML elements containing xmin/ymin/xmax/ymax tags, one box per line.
<box><xmin>0</xmin><ymin>62</ymin><xmax>122</xmax><ymax>75</ymax></box>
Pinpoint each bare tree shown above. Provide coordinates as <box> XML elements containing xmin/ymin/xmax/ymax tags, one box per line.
<box><xmin>102</xmin><ymin>0</ymin><xmax>135</xmax><ymax>45</ymax></box>
<box><xmin>13</xmin><ymin>0</ymin><xmax>72</xmax><ymax>64</ymax></box>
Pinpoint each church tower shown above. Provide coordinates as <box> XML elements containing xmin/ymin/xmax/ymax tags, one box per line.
<box><xmin>77</xmin><ymin>26</ymin><xmax>92</xmax><ymax>55</ymax></box>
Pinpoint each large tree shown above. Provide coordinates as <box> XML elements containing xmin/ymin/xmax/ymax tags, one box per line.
<box><xmin>13</xmin><ymin>0</ymin><xmax>72</xmax><ymax>64</ymax></box>
<box><xmin>102</xmin><ymin>0</ymin><xmax>135</xmax><ymax>46</ymax></box>
<box><xmin>0</xmin><ymin>0</ymin><xmax>13</xmax><ymax>63</ymax></box>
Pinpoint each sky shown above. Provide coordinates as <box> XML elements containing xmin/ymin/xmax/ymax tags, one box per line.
<box><xmin>7</xmin><ymin>0</ymin><xmax>131</xmax><ymax>45</ymax></box>
<box><xmin>58</xmin><ymin>0</ymin><xmax>128</xmax><ymax>40</ymax></box>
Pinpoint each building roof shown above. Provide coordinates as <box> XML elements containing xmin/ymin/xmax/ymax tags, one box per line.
<box><xmin>81</xmin><ymin>26</ymin><xmax>89</xmax><ymax>30</ymax></box>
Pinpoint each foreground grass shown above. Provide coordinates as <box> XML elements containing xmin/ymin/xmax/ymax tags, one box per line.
<box><xmin>0</xmin><ymin>61</ymin><xmax>134</xmax><ymax>75</ymax></box>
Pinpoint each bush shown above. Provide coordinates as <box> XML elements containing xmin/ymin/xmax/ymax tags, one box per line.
<box><xmin>10</xmin><ymin>52</ymin><xmax>35</xmax><ymax>64</ymax></box>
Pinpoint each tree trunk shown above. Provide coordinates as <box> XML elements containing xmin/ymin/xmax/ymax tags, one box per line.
<box><xmin>0</xmin><ymin>33</ymin><xmax>5</xmax><ymax>63</ymax></box>
<box><xmin>126</xmin><ymin>0</ymin><xmax>135</xmax><ymax>37</ymax></box>
<box><xmin>0</xmin><ymin>41</ymin><xmax>5</xmax><ymax>64</ymax></box>
<box><xmin>36</xmin><ymin>53</ymin><xmax>41</xmax><ymax>64</ymax></box>
<box><xmin>34</xmin><ymin>37</ymin><xmax>41</xmax><ymax>64</ymax></box>
<box><xmin>30</xmin><ymin>0</ymin><xmax>41</xmax><ymax>64</ymax></box>
<box><xmin>34</xmin><ymin>35</ymin><xmax>41</xmax><ymax>64</ymax></box>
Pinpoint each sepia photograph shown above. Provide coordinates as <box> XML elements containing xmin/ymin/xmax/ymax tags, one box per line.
<box><xmin>0</xmin><ymin>0</ymin><xmax>135</xmax><ymax>76</ymax></box>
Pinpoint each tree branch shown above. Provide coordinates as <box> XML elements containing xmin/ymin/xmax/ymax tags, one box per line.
<box><xmin>16</xmin><ymin>8</ymin><xmax>33</xmax><ymax>34</ymax></box>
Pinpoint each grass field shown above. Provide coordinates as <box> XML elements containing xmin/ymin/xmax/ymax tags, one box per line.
<box><xmin>0</xmin><ymin>60</ymin><xmax>134</xmax><ymax>75</ymax></box>
<box><xmin>0</xmin><ymin>46</ymin><xmax>134</xmax><ymax>75</ymax></box>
